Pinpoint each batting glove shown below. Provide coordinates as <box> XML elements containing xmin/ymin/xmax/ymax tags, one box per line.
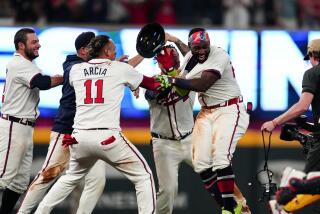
<box><xmin>62</xmin><ymin>134</ymin><xmax>78</xmax><ymax>148</ymax></box>
<box><xmin>155</xmin><ymin>46</ymin><xmax>179</xmax><ymax>73</ymax></box>
<box><xmin>156</xmin><ymin>75</ymin><xmax>173</xmax><ymax>90</ymax></box>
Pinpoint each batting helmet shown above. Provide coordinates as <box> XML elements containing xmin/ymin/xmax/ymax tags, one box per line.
<box><xmin>136</xmin><ymin>23</ymin><xmax>165</xmax><ymax>58</ymax></box>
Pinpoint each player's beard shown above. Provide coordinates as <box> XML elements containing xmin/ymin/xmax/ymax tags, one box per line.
<box><xmin>191</xmin><ymin>48</ymin><xmax>210</xmax><ymax>63</ymax></box>
<box><xmin>24</xmin><ymin>47</ymin><xmax>39</xmax><ymax>60</ymax></box>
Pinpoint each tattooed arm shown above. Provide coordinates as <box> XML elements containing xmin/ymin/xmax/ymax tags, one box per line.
<box><xmin>165</xmin><ymin>33</ymin><xmax>190</xmax><ymax>56</ymax></box>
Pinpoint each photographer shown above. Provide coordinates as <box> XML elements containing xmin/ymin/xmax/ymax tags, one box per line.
<box><xmin>261</xmin><ymin>39</ymin><xmax>320</xmax><ymax>173</ymax></box>
<box><xmin>262</xmin><ymin>39</ymin><xmax>320</xmax><ymax>213</ymax></box>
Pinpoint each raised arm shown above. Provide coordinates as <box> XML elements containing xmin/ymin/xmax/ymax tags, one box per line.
<box><xmin>117</xmin><ymin>54</ymin><xmax>144</xmax><ymax>68</ymax></box>
<box><xmin>165</xmin><ymin>33</ymin><xmax>190</xmax><ymax>56</ymax></box>
<box><xmin>128</xmin><ymin>54</ymin><xmax>144</xmax><ymax>67</ymax></box>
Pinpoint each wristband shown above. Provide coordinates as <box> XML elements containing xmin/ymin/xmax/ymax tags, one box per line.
<box><xmin>172</xmin><ymin>78</ymin><xmax>176</xmax><ymax>85</ymax></box>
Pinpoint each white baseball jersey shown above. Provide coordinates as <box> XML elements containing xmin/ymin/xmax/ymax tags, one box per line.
<box><xmin>148</xmin><ymin>90</ymin><xmax>195</xmax><ymax>138</ymax></box>
<box><xmin>69</xmin><ymin>58</ymin><xmax>143</xmax><ymax>129</ymax></box>
<box><xmin>1</xmin><ymin>53</ymin><xmax>41</xmax><ymax>119</ymax></box>
<box><xmin>182</xmin><ymin>45</ymin><xmax>241</xmax><ymax>106</ymax></box>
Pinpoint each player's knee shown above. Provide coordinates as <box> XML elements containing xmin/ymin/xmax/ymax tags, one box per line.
<box><xmin>85</xmin><ymin>175</ymin><xmax>106</xmax><ymax>190</ymax></box>
<box><xmin>158</xmin><ymin>185</ymin><xmax>178</xmax><ymax>200</ymax></box>
<box><xmin>192</xmin><ymin>159</ymin><xmax>210</xmax><ymax>174</ymax></box>
<box><xmin>159</xmin><ymin>182</ymin><xmax>178</xmax><ymax>196</ymax></box>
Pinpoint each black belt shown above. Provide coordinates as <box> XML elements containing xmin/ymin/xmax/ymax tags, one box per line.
<box><xmin>78</xmin><ymin>128</ymin><xmax>110</xmax><ymax>130</ymax></box>
<box><xmin>151</xmin><ymin>131</ymin><xmax>192</xmax><ymax>141</ymax></box>
<box><xmin>0</xmin><ymin>114</ymin><xmax>35</xmax><ymax>127</ymax></box>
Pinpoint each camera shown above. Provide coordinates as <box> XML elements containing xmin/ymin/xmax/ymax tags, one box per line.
<box><xmin>280</xmin><ymin>115</ymin><xmax>319</xmax><ymax>154</ymax></box>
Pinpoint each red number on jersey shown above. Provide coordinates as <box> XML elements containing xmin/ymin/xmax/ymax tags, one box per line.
<box><xmin>84</xmin><ymin>79</ymin><xmax>105</xmax><ymax>104</ymax></box>
<box><xmin>230</xmin><ymin>62</ymin><xmax>236</xmax><ymax>78</ymax></box>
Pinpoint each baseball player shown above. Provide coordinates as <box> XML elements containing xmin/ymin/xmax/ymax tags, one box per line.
<box><xmin>0</xmin><ymin>28</ymin><xmax>63</xmax><ymax>213</ymax></box>
<box><xmin>17</xmin><ymin>32</ymin><xmax>108</xmax><ymax>214</ymax></box>
<box><xmin>157</xmin><ymin>28</ymin><xmax>250</xmax><ymax>214</ymax></box>
<box><xmin>145</xmin><ymin>45</ymin><xmax>196</xmax><ymax>214</ymax></box>
<box><xmin>34</xmin><ymin>35</ymin><xmax>170</xmax><ymax>214</ymax></box>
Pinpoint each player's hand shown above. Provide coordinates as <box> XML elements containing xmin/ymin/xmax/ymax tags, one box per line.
<box><xmin>133</xmin><ymin>88</ymin><xmax>140</xmax><ymax>99</ymax></box>
<box><xmin>62</xmin><ymin>134</ymin><xmax>78</xmax><ymax>148</ymax></box>
<box><xmin>51</xmin><ymin>74</ymin><xmax>64</xmax><ymax>86</ymax></box>
<box><xmin>261</xmin><ymin>120</ymin><xmax>277</xmax><ymax>132</ymax></box>
<box><xmin>117</xmin><ymin>55</ymin><xmax>129</xmax><ymax>63</ymax></box>
<box><xmin>155</xmin><ymin>46</ymin><xmax>178</xmax><ymax>73</ymax></box>
<box><xmin>156</xmin><ymin>75</ymin><xmax>173</xmax><ymax>90</ymax></box>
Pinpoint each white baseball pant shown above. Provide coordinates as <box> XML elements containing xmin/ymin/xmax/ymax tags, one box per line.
<box><xmin>152</xmin><ymin>135</ymin><xmax>193</xmax><ymax>214</ymax></box>
<box><xmin>34</xmin><ymin>129</ymin><xmax>156</xmax><ymax>214</ymax></box>
<box><xmin>192</xmin><ymin>103</ymin><xmax>249</xmax><ymax>173</ymax></box>
<box><xmin>17</xmin><ymin>131</ymin><xmax>106</xmax><ymax>214</ymax></box>
<box><xmin>0</xmin><ymin>118</ymin><xmax>33</xmax><ymax>194</ymax></box>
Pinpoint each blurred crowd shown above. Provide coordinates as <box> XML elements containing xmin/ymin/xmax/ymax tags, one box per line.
<box><xmin>0</xmin><ymin>0</ymin><xmax>319</xmax><ymax>29</ymax></box>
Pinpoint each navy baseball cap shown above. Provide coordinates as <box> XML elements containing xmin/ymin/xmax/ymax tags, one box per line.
<box><xmin>304</xmin><ymin>39</ymin><xmax>320</xmax><ymax>60</ymax></box>
<box><xmin>75</xmin><ymin>32</ymin><xmax>95</xmax><ymax>50</ymax></box>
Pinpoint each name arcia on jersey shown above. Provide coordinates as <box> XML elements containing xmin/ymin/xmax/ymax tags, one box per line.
<box><xmin>84</xmin><ymin>67</ymin><xmax>107</xmax><ymax>76</ymax></box>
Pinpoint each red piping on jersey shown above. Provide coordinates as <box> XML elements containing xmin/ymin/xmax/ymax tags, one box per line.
<box><xmin>172</xmin><ymin>100</ymin><xmax>183</xmax><ymax>138</ymax></box>
<box><xmin>0</xmin><ymin>121</ymin><xmax>13</xmax><ymax>178</ymax></box>
<box><xmin>2</xmin><ymin>82</ymin><xmax>6</xmax><ymax>103</ymax></box>
<box><xmin>120</xmin><ymin>133</ymin><xmax>156</xmax><ymax>214</ymax></box>
<box><xmin>166</xmin><ymin>105</ymin><xmax>175</xmax><ymax>139</ymax></box>
<box><xmin>199</xmin><ymin>94</ymin><xmax>207</xmax><ymax>107</ymax></box>
<box><xmin>227</xmin><ymin>104</ymin><xmax>240</xmax><ymax>162</ymax></box>
<box><xmin>140</xmin><ymin>76</ymin><xmax>161</xmax><ymax>90</ymax></box>
<box><xmin>34</xmin><ymin>98</ymin><xmax>40</xmax><ymax>119</ymax></box>
<box><xmin>18</xmin><ymin>133</ymin><xmax>61</xmax><ymax>212</ymax></box>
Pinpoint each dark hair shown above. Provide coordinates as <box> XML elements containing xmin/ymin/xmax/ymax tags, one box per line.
<box><xmin>309</xmin><ymin>51</ymin><xmax>320</xmax><ymax>61</ymax></box>
<box><xmin>188</xmin><ymin>27</ymin><xmax>206</xmax><ymax>38</ymax></box>
<box><xmin>75</xmin><ymin>31</ymin><xmax>95</xmax><ymax>50</ymax></box>
<box><xmin>88</xmin><ymin>35</ymin><xmax>111</xmax><ymax>59</ymax></box>
<box><xmin>14</xmin><ymin>28</ymin><xmax>35</xmax><ymax>50</ymax></box>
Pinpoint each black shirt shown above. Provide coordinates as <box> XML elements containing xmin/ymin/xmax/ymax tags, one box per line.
<box><xmin>302</xmin><ymin>64</ymin><xmax>320</xmax><ymax>126</ymax></box>
<box><xmin>52</xmin><ymin>55</ymin><xmax>84</xmax><ymax>134</ymax></box>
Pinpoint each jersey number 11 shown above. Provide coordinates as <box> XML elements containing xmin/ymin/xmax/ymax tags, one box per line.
<box><xmin>84</xmin><ymin>79</ymin><xmax>104</xmax><ymax>104</ymax></box>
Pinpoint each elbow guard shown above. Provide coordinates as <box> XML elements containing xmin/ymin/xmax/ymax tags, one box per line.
<box><xmin>30</xmin><ymin>74</ymin><xmax>52</xmax><ymax>90</ymax></box>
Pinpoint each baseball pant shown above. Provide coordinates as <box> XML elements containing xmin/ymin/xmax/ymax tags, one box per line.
<box><xmin>192</xmin><ymin>103</ymin><xmax>249</xmax><ymax>173</ymax></box>
<box><xmin>0</xmin><ymin>118</ymin><xmax>33</xmax><ymax>194</ymax></box>
<box><xmin>35</xmin><ymin>129</ymin><xmax>156</xmax><ymax>214</ymax></box>
<box><xmin>152</xmin><ymin>135</ymin><xmax>193</xmax><ymax>214</ymax></box>
<box><xmin>18</xmin><ymin>131</ymin><xmax>106</xmax><ymax>214</ymax></box>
